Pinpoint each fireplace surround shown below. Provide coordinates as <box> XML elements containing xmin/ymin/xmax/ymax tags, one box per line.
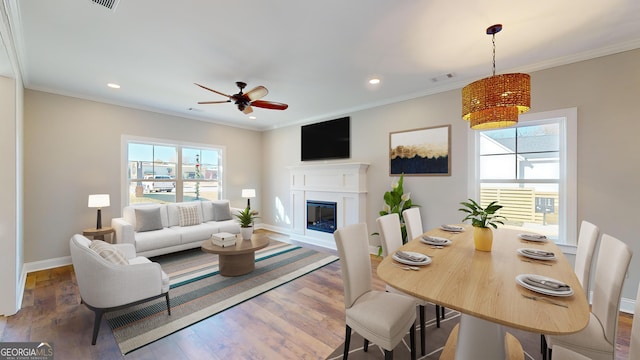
<box><xmin>289</xmin><ymin>163</ymin><xmax>369</xmax><ymax>249</ymax></box>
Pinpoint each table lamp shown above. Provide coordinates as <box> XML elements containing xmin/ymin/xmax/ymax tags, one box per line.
<box><xmin>88</xmin><ymin>194</ymin><xmax>110</xmax><ymax>229</ymax></box>
<box><xmin>241</xmin><ymin>189</ymin><xmax>256</xmax><ymax>209</ymax></box>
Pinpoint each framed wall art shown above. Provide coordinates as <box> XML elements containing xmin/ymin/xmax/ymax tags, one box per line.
<box><xmin>389</xmin><ymin>124</ymin><xmax>451</xmax><ymax>176</ymax></box>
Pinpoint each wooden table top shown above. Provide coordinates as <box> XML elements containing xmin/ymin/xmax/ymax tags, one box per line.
<box><xmin>377</xmin><ymin>225</ymin><xmax>590</xmax><ymax>335</ymax></box>
<box><xmin>201</xmin><ymin>232</ymin><xmax>270</xmax><ymax>255</ymax></box>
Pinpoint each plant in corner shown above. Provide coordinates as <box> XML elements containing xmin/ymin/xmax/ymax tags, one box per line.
<box><xmin>236</xmin><ymin>206</ymin><xmax>259</xmax><ymax>240</ymax></box>
<box><xmin>458</xmin><ymin>199</ymin><xmax>507</xmax><ymax>252</ymax></box>
<box><xmin>374</xmin><ymin>173</ymin><xmax>418</xmax><ymax>255</ymax></box>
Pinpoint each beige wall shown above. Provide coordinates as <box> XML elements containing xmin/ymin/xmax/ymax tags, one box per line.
<box><xmin>23</xmin><ymin>91</ymin><xmax>262</xmax><ymax>263</ymax></box>
<box><xmin>262</xmin><ymin>48</ymin><xmax>640</xmax><ymax>301</ymax></box>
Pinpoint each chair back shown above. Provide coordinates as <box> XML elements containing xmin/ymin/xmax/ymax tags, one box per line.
<box><xmin>376</xmin><ymin>213</ymin><xmax>403</xmax><ymax>257</ymax></box>
<box><xmin>629</xmin><ymin>281</ymin><xmax>640</xmax><ymax>360</ymax></box>
<box><xmin>333</xmin><ymin>223</ymin><xmax>373</xmax><ymax>309</ymax></box>
<box><xmin>573</xmin><ymin>220</ymin><xmax>599</xmax><ymax>297</ymax></box>
<box><xmin>403</xmin><ymin>207</ymin><xmax>423</xmax><ymax>242</ymax></box>
<box><xmin>69</xmin><ymin>234</ymin><xmax>118</xmax><ymax>306</ymax></box>
<box><xmin>591</xmin><ymin>234</ymin><xmax>632</xmax><ymax>345</ymax></box>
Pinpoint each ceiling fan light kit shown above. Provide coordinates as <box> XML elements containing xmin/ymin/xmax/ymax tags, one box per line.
<box><xmin>461</xmin><ymin>24</ymin><xmax>531</xmax><ymax>130</ymax></box>
<box><xmin>195</xmin><ymin>81</ymin><xmax>288</xmax><ymax>115</ymax></box>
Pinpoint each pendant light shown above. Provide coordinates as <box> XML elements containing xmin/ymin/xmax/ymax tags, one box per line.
<box><xmin>461</xmin><ymin>24</ymin><xmax>530</xmax><ymax>129</ymax></box>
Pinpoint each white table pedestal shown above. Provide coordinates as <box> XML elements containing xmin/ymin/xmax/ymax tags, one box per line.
<box><xmin>454</xmin><ymin>314</ymin><xmax>507</xmax><ymax>360</ymax></box>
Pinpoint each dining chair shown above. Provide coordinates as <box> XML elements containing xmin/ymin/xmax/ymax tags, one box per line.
<box><xmin>377</xmin><ymin>213</ymin><xmax>427</xmax><ymax>355</ymax></box>
<box><xmin>546</xmin><ymin>233</ymin><xmax>632</xmax><ymax>360</ymax></box>
<box><xmin>553</xmin><ymin>278</ymin><xmax>640</xmax><ymax>360</ymax></box>
<box><xmin>334</xmin><ymin>223</ymin><xmax>417</xmax><ymax>360</ymax></box>
<box><xmin>542</xmin><ymin>220</ymin><xmax>600</xmax><ymax>358</ymax></box>
<box><xmin>402</xmin><ymin>207</ymin><xmax>446</xmax><ymax>326</ymax></box>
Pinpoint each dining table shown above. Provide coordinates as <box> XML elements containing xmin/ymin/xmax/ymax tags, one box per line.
<box><xmin>376</xmin><ymin>225</ymin><xmax>590</xmax><ymax>360</ymax></box>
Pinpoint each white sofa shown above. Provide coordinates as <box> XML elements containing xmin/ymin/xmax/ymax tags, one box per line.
<box><xmin>111</xmin><ymin>200</ymin><xmax>241</xmax><ymax>258</ymax></box>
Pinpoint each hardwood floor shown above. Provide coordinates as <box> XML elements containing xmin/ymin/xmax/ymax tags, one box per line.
<box><xmin>0</xmin><ymin>239</ymin><xmax>633</xmax><ymax>360</ymax></box>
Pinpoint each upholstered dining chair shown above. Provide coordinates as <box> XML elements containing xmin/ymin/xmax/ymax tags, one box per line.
<box><xmin>545</xmin><ymin>233</ymin><xmax>632</xmax><ymax>360</ymax></box>
<box><xmin>542</xmin><ymin>220</ymin><xmax>600</xmax><ymax>358</ymax></box>
<box><xmin>334</xmin><ymin>223</ymin><xmax>417</xmax><ymax>360</ymax></box>
<box><xmin>377</xmin><ymin>213</ymin><xmax>427</xmax><ymax>355</ymax></box>
<box><xmin>553</xmin><ymin>278</ymin><xmax>640</xmax><ymax>360</ymax></box>
<box><xmin>402</xmin><ymin>207</ymin><xmax>446</xmax><ymax>326</ymax></box>
<box><xmin>69</xmin><ymin>234</ymin><xmax>171</xmax><ymax>345</ymax></box>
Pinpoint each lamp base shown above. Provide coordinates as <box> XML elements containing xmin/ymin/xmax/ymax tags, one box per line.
<box><xmin>96</xmin><ymin>209</ymin><xmax>102</xmax><ymax>229</ymax></box>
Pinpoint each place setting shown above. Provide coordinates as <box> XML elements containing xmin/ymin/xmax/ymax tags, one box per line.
<box><xmin>519</xmin><ymin>233</ymin><xmax>548</xmax><ymax>244</ymax></box>
<box><xmin>393</xmin><ymin>250</ymin><xmax>432</xmax><ymax>267</ymax></box>
<box><xmin>421</xmin><ymin>235</ymin><xmax>451</xmax><ymax>248</ymax></box>
<box><xmin>516</xmin><ymin>273</ymin><xmax>573</xmax><ymax>297</ymax></box>
<box><xmin>440</xmin><ymin>224</ymin><xmax>464</xmax><ymax>233</ymax></box>
<box><xmin>517</xmin><ymin>248</ymin><xmax>556</xmax><ymax>266</ymax></box>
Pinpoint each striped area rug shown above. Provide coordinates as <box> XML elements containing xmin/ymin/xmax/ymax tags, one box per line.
<box><xmin>106</xmin><ymin>239</ymin><xmax>338</xmax><ymax>354</ymax></box>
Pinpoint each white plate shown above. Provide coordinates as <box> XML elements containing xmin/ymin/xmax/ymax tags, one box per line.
<box><xmin>421</xmin><ymin>236</ymin><xmax>451</xmax><ymax>246</ymax></box>
<box><xmin>440</xmin><ymin>224</ymin><xmax>464</xmax><ymax>232</ymax></box>
<box><xmin>519</xmin><ymin>233</ymin><xmax>548</xmax><ymax>242</ymax></box>
<box><xmin>517</xmin><ymin>248</ymin><xmax>556</xmax><ymax>261</ymax></box>
<box><xmin>392</xmin><ymin>251</ymin><xmax>432</xmax><ymax>266</ymax></box>
<box><xmin>516</xmin><ymin>274</ymin><xmax>574</xmax><ymax>297</ymax></box>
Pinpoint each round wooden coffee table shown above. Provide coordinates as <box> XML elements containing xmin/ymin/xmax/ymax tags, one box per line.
<box><xmin>201</xmin><ymin>232</ymin><xmax>270</xmax><ymax>276</ymax></box>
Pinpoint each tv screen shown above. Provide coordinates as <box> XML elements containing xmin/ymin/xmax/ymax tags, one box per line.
<box><xmin>301</xmin><ymin>117</ymin><xmax>350</xmax><ymax>161</ymax></box>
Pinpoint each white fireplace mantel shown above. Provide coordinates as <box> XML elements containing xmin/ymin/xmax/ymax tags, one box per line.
<box><xmin>288</xmin><ymin>162</ymin><xmax>369</xmax><ymax>249</ymax></box>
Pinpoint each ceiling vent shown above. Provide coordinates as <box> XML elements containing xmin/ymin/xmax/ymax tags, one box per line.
<box><xmin>90</xmin><ymin>0</ymin><xmax>120</xmax><ymax>11</ymax></box>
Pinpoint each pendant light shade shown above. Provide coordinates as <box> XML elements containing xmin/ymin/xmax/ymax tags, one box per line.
<box><xmin>462</xmin><ymin>24</ymin><xmax>531</xmax><ymax>129</ymax></box>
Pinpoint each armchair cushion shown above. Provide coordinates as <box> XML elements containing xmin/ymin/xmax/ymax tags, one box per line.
<box><xmin>135</xmin><ymin>207</ymin><xmax>163</xmax><ymax>232</ymax></box>
<box><xmin>178</xmin><ymin>205</ymin><xmax>201</xmax><ymax>226</ymax></box>
<box><xmin>89</xmin><ymin>240</ymin><xmax>128</xmax><ymax>265</ymax></box>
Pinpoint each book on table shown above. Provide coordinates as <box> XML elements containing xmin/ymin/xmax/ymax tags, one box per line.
<box><xmin>212</xmin><ymin>232</ymin><xmax>237</xmax><ymax>247</ymax></box>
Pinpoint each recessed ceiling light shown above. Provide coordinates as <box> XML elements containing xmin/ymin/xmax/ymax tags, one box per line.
<box><xmin>368</xmin><ymin>78</ymin><xmax>381</xmax><ymax>85</ymax></box>
<box><xmin>107</xmin><ymin>83</ymin><xmax>120</xmax><ymax>89</ymax></box>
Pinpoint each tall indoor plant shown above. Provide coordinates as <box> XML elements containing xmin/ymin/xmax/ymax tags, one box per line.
<box><xmin>235</xmin><ymin>206</ymin><xmax>259</xmax><ymax>240</ymax></box>
<box><xmin>459</xmin><ymin>199</ymin><xmax>507</xmax><ymax>251</ymax></box>
<box><xmin>375</xmin><ymin>173</ymin><xmax>418</xmax><ymax>255</ymax></box>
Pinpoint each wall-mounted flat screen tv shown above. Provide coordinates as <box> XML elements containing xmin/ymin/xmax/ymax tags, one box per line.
<box><xmin>301</xmin><ymin>117</ymin><xmax>350</xmax><ymax>161</ymax></box>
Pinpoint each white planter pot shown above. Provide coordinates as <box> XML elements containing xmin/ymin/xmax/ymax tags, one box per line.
<box><xmin>240</xmin><ymin>227</ymin><xmax>253</xmax><ymax>240</ymax></box>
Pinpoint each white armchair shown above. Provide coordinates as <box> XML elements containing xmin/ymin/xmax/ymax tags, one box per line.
<box><xmin>69</xmin><ymin>234</ymin><xmax>171</xmax><ymax>345</ymax></box>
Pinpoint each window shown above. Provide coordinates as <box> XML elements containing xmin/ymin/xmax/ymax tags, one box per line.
<box><xmin>124</xmin><ymin>137</ymin><xmax>224</xmax><ymax>205</ymax></box>
<box><xmin>468</xmin><ymin>108</ymin><xmax>577</xmax><ymax>247</ymax></box>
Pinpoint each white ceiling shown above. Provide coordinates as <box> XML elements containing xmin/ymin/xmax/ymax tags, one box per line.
<box><xmin>6</xmin><ymin>0</ymin><xmax>640</xmax><ymax>130</ymax></box>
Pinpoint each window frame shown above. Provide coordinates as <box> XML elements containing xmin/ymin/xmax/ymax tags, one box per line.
<box><xmin>466</xmin><ymin>108</ymin><xmax>577</xmax><ymax>253</ymax></box>
<box><xmin>121</xmin><ymin>135</ymin><xmax>226</xmax><ymax>206</ymax></box>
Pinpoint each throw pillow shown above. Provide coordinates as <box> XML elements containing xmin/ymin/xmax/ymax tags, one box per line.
<box><xmin>89</xmin><ymin>240</ymin><xmax>128</xmax><ymax>265</ymax></box>
<box><xmin>212</xmin><ymin>201</ymin><xmax>232</xmax><ymax>221</ymax></box>
<box><xmin>135</xmin><ymin>207</ymin><xmax>164</xmax><ymax>232</ymax></box>
<box><xmin>178</xmin><ymin>205</ymin><xmax>201</xmax><ymax>226</ymax></box>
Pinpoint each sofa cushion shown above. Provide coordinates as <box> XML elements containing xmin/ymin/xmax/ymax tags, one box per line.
<box><xmin>205</xmin><ymin>219</ymin><xmax>242</xmax><ymax>234</ymax></box>
<box><xmin>89</xmin><ymin>240</ymin><xmax>128</xmax><ymax>265</ymax></box>
<box><xmin>134</xmin><ymin>228</ymin><xmax>181</xmax><ymax>253</ymax></box>
<box><xmin>172</xmin><ymin>223</ymin><xmax>218</xmax><ymax>244</ymax></box>
<box><xmin>212</xmin><ymin>200</ymin><xmax>233</xmax><ymax>221</ymax></box>
<box><xmin>178</xmin><ymin>205</ymin><xmax>201</xmax><ymax>226</ymax></box>
<box><xmin>135</xmin><ymin>207</ymin><xmax>164</xmax><ymax>232</ymax></box>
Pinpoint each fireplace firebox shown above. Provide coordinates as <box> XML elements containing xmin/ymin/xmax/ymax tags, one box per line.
<box><xmin>306</xmin><ymin>201</ymin><xmax>337</xmax><ymax>233</ymax></box>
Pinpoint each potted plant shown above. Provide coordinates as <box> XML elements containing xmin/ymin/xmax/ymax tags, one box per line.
<box><xmin>235</xmin><ymin>206</ymin><xmax>259</xmax><ymax>240</ymax></box>
<box><xmin>374</xmin><ymin>173</ymin><xmax>418</xmax><ymax>255</ymax></box>
<box><xmin>459</xmin><ymin>199</ymin><xmax>507</xmax><ymax>251</ymax></box>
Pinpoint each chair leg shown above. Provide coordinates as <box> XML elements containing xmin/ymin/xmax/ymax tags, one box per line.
<box><xmin>91</xmin><ymin>309</ymin><xmax>104</xmax><ymax>345</ymax></box>
<box><xmin>435</xmin><ymin>305</ymin><xmax>441</xmax><ymax>328</ymax></box>
<box><xmin>419</xmin><ymin>305</ymin><xmax>425</xmax><ymax>355</ymax></box>
<box><xmin>384</xmin><ymin>349</ymin><xmax>393</xmax><ymax>360</ymax></box>
<box><xmin>165</xmin><ymin>293</ymin><xmax>171</xmax><ymax>315</ymax></box>
<box><xmin>364</xmin><ymin>338</ymin><xmax>369</xmax><ymax>352</ymax></box>
<box><xmin>343</xmin><ymin>325</ymin><xmax>351</xmax><ymax>360</ymax></box>
<box><xmin>441</xmin><ymin>305</ymin><xmax>445</xmax><ymax>318</ymax></box>
<box><xmin>410</xmin><ymin>324</ymin><xmax>416</xmax><ymax>360</ymax></box>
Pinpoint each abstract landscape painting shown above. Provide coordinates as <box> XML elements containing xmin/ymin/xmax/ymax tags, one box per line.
<box><xmin>389</xmin><ymin>124</ymin><xmax>451</xmax><ymax>176</ymax></box>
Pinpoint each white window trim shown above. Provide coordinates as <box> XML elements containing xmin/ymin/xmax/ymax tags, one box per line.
<box><xmin>466</xmin><ymin>107</ymin><xmax>577</xmax><ymax>252</ymax></box>
<box><xmin>120</xmin><ymin>135</ymin><xmax>227</xmax><ymax>207</ymax></box>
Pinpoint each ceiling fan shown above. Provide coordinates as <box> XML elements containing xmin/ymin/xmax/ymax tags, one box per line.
<box><xmin>195</xmin><ymin>81</ymin><xmax>289</xmax><ymax>115</ymax></box>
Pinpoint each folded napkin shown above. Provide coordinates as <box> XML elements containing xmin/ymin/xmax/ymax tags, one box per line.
<box><xmin>441</xmin><ymin>224</ymin><xmax>463</xmax><ymax>231</ymax></box>
<box><xmin>395</xmin><ymin>251</ymin><xmax>427</xmax><ymax>262</ymax></box>
<box><xmin>521</xmin><ymin>234</ymin><xmax>547</xmax><ymax>240</ymax></box>
<box><xmin>522</xmin><ymin>249</ymin><xmax>555</xmax><ymax>257</ymax></box>
<box><xmin>423</xmin><ymin>236</ymin><xmax>448</xmax><ymax>244</ymax></box>
<box><xmin>523</xmin><ymin>277</ymin><xmax>570</xmax><ymax>291</ymax></box>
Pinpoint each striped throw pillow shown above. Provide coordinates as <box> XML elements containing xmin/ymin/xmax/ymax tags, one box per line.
<box><xmin>89</xmin><ymin>240</ymin><xmax>128</xmax><ymax>265</ymax></box>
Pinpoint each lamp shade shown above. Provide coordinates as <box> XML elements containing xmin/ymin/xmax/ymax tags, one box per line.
<box><xmin>241</xmin><ymin>189</ymin><xmax>256</xmax><ymax>198</ymax></box>
<box><xmin>88</xmin><ymin>194</ymin><xmax>110</xmax><ymax>208</ymax></box>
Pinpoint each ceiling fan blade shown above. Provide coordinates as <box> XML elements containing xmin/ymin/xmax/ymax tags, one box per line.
<box><xmin>194</xmin><ymin>83</ymin><xmax>231</xmax><ymax>98</ymax></box>
<box><xmin>244</xmin><ymin>86</ymin><xmax>268</xmax><ymax>101</ymax></box>
<box><xmin>242</xmin><ymin>105</ymin><xmax>254</xmax><ymax>114</ymax></box>
<box><xmin>197</xmin><ymin>100</ymin><xmax>231</xmax><ymax>104</ymax></box>
<box><xmin>251</xmin><ymin>100</ymin><xmax>289</xmax><ymax>110</ymax></box>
